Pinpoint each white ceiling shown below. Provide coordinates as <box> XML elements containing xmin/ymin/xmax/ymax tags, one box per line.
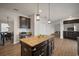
<box><xmin>0</xmin><ymin>3</ymin><xmax>79</xmax><ymax>21</ymax></box>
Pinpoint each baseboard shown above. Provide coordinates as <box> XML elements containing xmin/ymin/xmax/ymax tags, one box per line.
<box><xmin>14</xmin><ymin>41</ymin><xmax>20</xmax><ymax>44</ymax></box>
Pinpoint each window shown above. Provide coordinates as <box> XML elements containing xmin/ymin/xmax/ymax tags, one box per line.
<box><xmin>1</xmin><ymin>23</ymin><xmax>10</xmax><ymax>32</ymax></box>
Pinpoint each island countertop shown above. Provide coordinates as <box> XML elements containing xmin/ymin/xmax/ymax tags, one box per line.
<box><xmin>20</xmin><ymin>36</ymin><xmax>50</xmax><ymax>47</ymax></box>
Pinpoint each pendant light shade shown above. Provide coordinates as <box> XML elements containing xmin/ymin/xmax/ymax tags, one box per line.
<box><xmin>48</xmin><ymin>20</ymin><xmax>51</xmax><ymax>24</ymax></box>
<box><xmin>36</xmin><ymin>3</ymin><xmax>40</xmax><ymax>21</ymax></box>
<box><xmin>36</xmin><ymin>14</ymin><xmax>40</xmax><ymax>21</ymax></box>
<box><xmin>48</xmin><ymin>19</ymin><xmax>51</xmax><ymax>24</ymax></box>
<box><xmin>48</xmin><ymin>3</ymin><xmax>51</xmax><ymax>24</ymax></box>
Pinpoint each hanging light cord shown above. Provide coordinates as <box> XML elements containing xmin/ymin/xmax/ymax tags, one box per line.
<box><xmin>7</xmin><ymin>16</ymin><xmax>8</xmax><ymax>24</ymax></box>
<box><xmin>48</xmin><ymin>3</ymin><xmax>50</xmax><ymax>21</ymax></box>
<box><xmin>37</xmin><ymin>3</ymin><xmax>39</xmax><ymax>14</ymax></box>
<box><xmin>36</xmin><ymin>3</ymin><xmax>40</xmax><ymax>21</ymax></box>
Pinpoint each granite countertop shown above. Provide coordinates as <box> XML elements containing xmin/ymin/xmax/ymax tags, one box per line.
<box><xmin>20</xmin><ymin>35</ymin><xmax>49</xmax><ymax>47</ymax></box>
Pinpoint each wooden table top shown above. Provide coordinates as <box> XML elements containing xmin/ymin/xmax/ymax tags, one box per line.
<box><xmin>20</xmin><ymin>36</ymin><xmax>49</xmax><ymax>47</ymax></box>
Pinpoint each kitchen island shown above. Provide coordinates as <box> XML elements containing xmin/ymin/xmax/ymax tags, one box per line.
<box><xmin>20</xmin><ymin>35</ymin><xmax>54</xmax><ymax>56</ymax></box>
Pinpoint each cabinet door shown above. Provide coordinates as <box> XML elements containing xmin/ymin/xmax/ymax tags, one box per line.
<box><xmin>21</xmin><ymin>42</ymin><xmax>31</xmax><ymax>56</ymax></box>
<box><xmin>20</xmin><ymin>17</ymin><xmax>26</xmax><ymax>28</ymax></box>
<box><xmin>33</xmin><ymin>45</ymin><xmax>47</xmax><ymax>56</ymax></box>
<box><xmin>26</xmin><ymin>18</ymin><xmax>30</xmax><ymax>28</ymax></box>
<box><xmin>47</xmin><ymin>38</ymin><xmax>53</xmax><ymax>56</ymax></box>
<box><xmin>40</xmin><ymin>45</ymin><xmax>47</xmax><ymax>56</ymax></box>
<box><xmin>19</xmin><ymin>16</ymin><xmax>31</xmax><ymax>29</ymax></box>
<box><xmin>77</xmin><ymin>37</ymin><xmax>79</xmax><ymax>55</ymax></box>
<box><xmin>32</xmin><ymin>50</ymin><xmax>41</xmax><ymax>56</ymax></box>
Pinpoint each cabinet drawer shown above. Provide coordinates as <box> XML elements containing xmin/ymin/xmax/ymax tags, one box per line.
<box><xmin>32</xmin><ymin>41</ymin><xmax>47</xmax><ymax>52</ymax></box>
<box><xmin>40</xmin><ymin>45</ymin><xmax>47</xmax><ymax>56</ymax></box>
<box><xmin>33</xmin><ymin>45</ymin><xmax>47</xmax><ymax>56</ymax></box>
<box><xmin>21</xmin><ymin>46</ymin><xmax>31</xmax><ymax>56</ymax></box>
<box><xmin>32</xmin><ymin>49</ymin><xmax>41</xmax><ymax>56</ymax></box>
<box><xmin>21</xmin><ymin>42</ymin><xmax>31</xmax><ymax>56</ymax></box>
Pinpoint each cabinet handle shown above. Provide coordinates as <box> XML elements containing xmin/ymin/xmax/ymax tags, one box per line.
<box><xmin>39</xmin><ymin>52</ymin><xmax>44</xmax><ymax>56</ymax></box>
<box><xmin>33</xmin><ymin>48</ymin><xmax>36</xmax><ymax>51</ymax></box>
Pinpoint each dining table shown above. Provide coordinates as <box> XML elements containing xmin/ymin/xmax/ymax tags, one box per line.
<box><xmin>0</xmin><ymin>32</ymin><xmax>13</xmax><ymax>46</ymax></box>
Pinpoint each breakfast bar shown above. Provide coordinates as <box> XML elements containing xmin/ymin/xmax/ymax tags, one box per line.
<box><xmin>20</xmin><ymin>35</ymin><xmax>54</xmax><ymax>56</ymax></box>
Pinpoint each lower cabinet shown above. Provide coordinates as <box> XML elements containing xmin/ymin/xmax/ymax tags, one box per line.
<box><xmin>32</xmin><ymin>45</ymin><xmax>47</xmax><ymax>56</ymax></box>
<box><xmin>21</xmin><ymin>38</ymin><xmax>53</xmax><ymax>56</ymax></box>
<box><xmin>63</xmin><ymin>31</ymin><xmax>79</xmax><ymax>40</ymax></box>
<box><xmin>77</xmin><ymin>37</ymin><xmax>79</xmax><ymax>55</ymax></box>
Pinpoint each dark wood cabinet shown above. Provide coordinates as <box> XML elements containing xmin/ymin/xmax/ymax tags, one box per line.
<box><xmin>63</xmin><ymin>19</ymin><xmax>79</xmax><ymax>24</ymax></box>
<box><xmin>47</xmin><ymin>37</ymin><xmax>53</xmax><ymax>56</ymax></box>
<box><xmin>20</xmin><ymin>38</ymin><xmax>53</xmax><ymax>56</ymax></box>
<box><xmin>77</xmin><ymin>37</ymin><xmax>79</xmax><ymax>55</ymax></box>
<box><xmin>64</xmin><ymin>31</ymin><xmax>79</xmax><ymax>40</ymax></box>
<box><xmin>19</xmin><ymin>16</ymin><xmax>31</xmax><ymax>29</ymax></box>
<box><xmin>32</xmin><ymin>45</ymin><xmax>47</xmax><ymax>56</ymax></box>
<box><xmin>63</xmin><ymin>19</ymin><xmax>79</xmax><ymax>40</ymax></box>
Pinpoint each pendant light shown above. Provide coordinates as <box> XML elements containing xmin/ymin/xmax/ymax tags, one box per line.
<box><xmin>36</xmin><ymin>3</ymin><xmax>40</xmax><ymax>21</ymax></box>
<box><xmin>48</xmin><ymin>3</ymin><xmax>51</xmax><ymax>24</ymax></box>
<box><xmin>6</xmin><ymin>16</ymin><xmax>10</xmax><ymax>27</ymax></box>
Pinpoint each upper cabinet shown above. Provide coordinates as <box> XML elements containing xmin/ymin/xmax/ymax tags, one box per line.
<box><xmin>19</xmin><ymin>16</ymin><xmax>31</xmax><ymax>29</ymax></box>
<box><xmin>63</xmin><ymin>19</ymin><xmax>79</xmax><ymax>24</ymax></box>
